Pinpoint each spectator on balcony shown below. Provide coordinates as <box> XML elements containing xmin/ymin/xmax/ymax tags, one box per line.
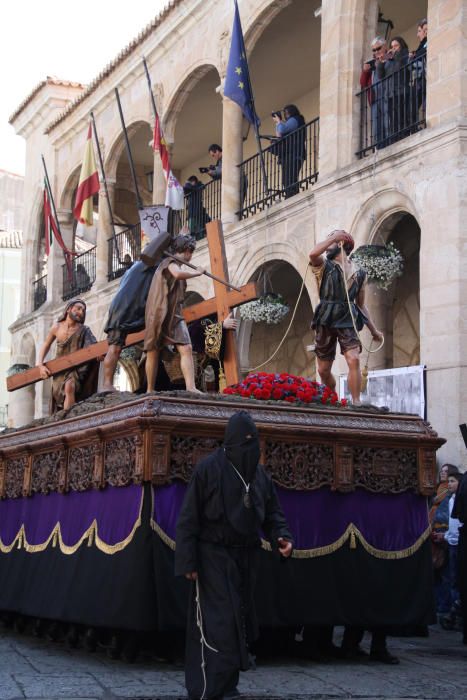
<box><xmin>122</xmin><ymin>253</ymin><xmax>133</xmax><ymax>269</ymax></box>
<box><xmin>74</xmin><ymin>263</ymin><xmax>91</xmax><ymax>292</ymax></box>
<box><xmin>360</xmin><ymin>37</ymin><xmax>389</xmax><ymax>148</ymax></box>
<box><xmin>207</xmin><ymin>144</ymin><xmax>222</xmax><ymax>181</ymax></box>
<box><xmin>183</xmin><ymin>175</ymin><xmax>211</xmax><ymax>240</ymax></box>
<box><xmin>410</xmin><ymin>19</ymin><xmax>428</xmax><ymax>120</ymax></box>
<box><xmin>375</xmin><ymin>36</ymin><xmax>410</xmax><ymax>143</ymax></box>
<box><xmin>272</xmin><ymin>104</ymin><xmax>306</xmax><ymax>199</ymax></box>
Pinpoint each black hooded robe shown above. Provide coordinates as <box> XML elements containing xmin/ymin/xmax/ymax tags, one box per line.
<box><xmin>452</xmin><ymin>475</ymin><xmax>467</xmax><ymax>643</ymax></box>
<box><xmin>104</xmin><ymin>261</ymin><xmax>157</xmax><ymax>337</ymax></box>
<box><xmin>175</xmin><ymin>412</ymin><xmax>292</xmax><ymax>700</ymax></box>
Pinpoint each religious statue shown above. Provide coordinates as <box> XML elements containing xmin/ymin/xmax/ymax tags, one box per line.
<box><xmin>308</xmin><ymin>230</ymin><xmax>382</xmax><ymax>405</ymax></box>
<box><xmin>102</xmin><ymin>260</ymin><xmax>158</xmax><ymax>392</ymax></box>
<box><xmin>144</xmin><ymin>234</ymin><xmax>205</xmax><ymax>393</ymax></box>
<box><xmin>37</xmin><ymin>299</ymin><xmax>99</xmax><ymax>413</ymax></box>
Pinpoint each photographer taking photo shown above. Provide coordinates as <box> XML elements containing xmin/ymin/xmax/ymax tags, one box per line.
<box><xmin>271</xmin><ymin>104</ymin><xmax>306</xmax><ymax>199</ymax></box>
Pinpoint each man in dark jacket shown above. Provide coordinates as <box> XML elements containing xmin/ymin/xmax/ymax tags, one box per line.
<box><xmin>183</xmin><ymin>176</ymin><xmax>210</xmax><ymax>240</ymax></box>
<box><xmin>176</xmin><ymin>411</ymin><xmax>293</xmax><ymax>700</ymax></box>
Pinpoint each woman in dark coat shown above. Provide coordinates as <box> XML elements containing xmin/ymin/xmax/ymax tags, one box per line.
<box><xmin>376</xmin><ymin>36</ymin><xmax>409</xmax><ymax>142</ymax></box>
<box><xmin>175</xmin><ymin>411</ymin><xmax>293</xmax><ymax>700</ymax></box>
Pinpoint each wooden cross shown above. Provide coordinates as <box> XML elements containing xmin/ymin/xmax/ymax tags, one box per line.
<box><xmin>7</xmin><ymin>220</ymin><xmax>258</xmax><ymax>392</ymax></box>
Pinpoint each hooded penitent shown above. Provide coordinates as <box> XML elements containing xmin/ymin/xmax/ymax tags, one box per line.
<box><xmin>222</xmin><ymin>410</ymin><xmax>262</xmax><ymax>536</ymax></box>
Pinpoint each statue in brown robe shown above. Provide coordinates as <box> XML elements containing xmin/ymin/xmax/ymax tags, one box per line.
<box><xmin>37</xmin><ymin>299</ymin><xmax>99</xmax><ymax>413</ymax></box>
<box><xmin>143</xmin><ymin>235</ymin><xmax>204</xmax><ymax>393</ymax></box>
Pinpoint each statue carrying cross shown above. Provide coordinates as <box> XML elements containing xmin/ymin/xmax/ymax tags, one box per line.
<box><xmin>7</xmin><ymin>221</ymin><xmax>259</xmax><ymax>400</ymax></box>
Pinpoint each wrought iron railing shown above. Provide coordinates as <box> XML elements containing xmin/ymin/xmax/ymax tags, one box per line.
<box><xmin>356</xmin><ymin>52</ymin><xmax>427</xmax><ymax>157</ymax></box>
<box><xmin>171</xmin><ymin>179</ymin><xmax>222</xmax><ymax>239</ymax></box>
<box><xmin>62</xmin><ymin>247</ymin><xmax>96</xmax><ymax>301</ymax></box>
<box><xmin>107</xmin><ymin>223</ymin><xmax>141</xmax><ymax>281</ymax></box>
<box><xmin>33</xmin><ymin>275</ymin><xmax>47</xmax><ymax>310</ymax></box>
<box><xmin>238</xmin><ymin>117</ymin><xmax>319</xmax><ymax>220</ymax></box>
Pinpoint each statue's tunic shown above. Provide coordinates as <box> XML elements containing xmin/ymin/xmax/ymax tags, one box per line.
<box><xmin>51</xmin><ymin>325</ymin><xmax>98</xmax><ymax>413</ymax></box>
<box><xmin>144</xmin><ymin>258</ymin><xmax>191</xmax><ymax>351</ymax></box>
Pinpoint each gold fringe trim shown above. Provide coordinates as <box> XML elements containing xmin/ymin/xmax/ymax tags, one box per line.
<box><xmin>151</xmin><ymin>519</ymin><xmax>176</xmax><ymax>551</ymax></box>
<box><xmin>0</xmin><ymin>488</ymin><xmax>144</xmax><ymax>556</ymax></box>
<box><xmin>259</xmin><ymin>523</ymin><xmax>432</xmax><ymax>560</ymax></box>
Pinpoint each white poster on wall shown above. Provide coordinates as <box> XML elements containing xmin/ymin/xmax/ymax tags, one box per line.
<box><xmin>339</xmin><ymin>365</ymin><xmax>426</xmax><ymax>418</ymax></box>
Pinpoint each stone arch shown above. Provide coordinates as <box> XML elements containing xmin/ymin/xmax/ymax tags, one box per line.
<box><xmin>163</xmin><ymin>63</ymin><xmax>222</xmax><ymax>143</ymax></box>
<box><xmin>236</xmin><ymin>257</ymin><xmax>314</xmax><ymax>378</ymax></box>
<box><xmin>104</xmin><ymin>117</ymin><xmax>153</xmax><ymax>181</ymax></box>
<box><xmin>243</xmin><ymin>0</ymin><xmax>294</xmax><ymax>54</ymax></box>
<box><xmin>353</xmin><ymin>201</ymin><xmax>421</xmax><ymax>372</ymax></box>
<box><xmin>349</xmin><ymin>188</ymin><xmax>419</xmax><ymax>247</ymax></box>
<box><xmin>59</xmin><ymin>163</ymin><xmax>82</xmax><ymax>210</ymax></box>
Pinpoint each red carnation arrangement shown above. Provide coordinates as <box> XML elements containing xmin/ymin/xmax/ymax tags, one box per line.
<box><xmin>223</xmin><ymin>372</ymin><xmax>347</xmax><ymax>407</ymax></box>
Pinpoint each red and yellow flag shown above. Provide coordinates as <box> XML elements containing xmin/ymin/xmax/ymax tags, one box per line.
<box><xmin>73</xmin><ymin>124</ymin><xmax>100</xmax><ymax>225</ymax></box>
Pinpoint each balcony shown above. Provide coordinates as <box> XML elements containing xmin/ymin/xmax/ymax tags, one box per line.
<box><xmin>174</xmin><ymin>178</ymin><xmax>221</xmax><ymax>240</ymax></box>
<box><xmin>356</xmin><ymin>53</ymin><xmax>426</xmax><ymax>158</ymax></box>
<box><xmin>62</xmin><ymin>247</ymin><xmax>96</xmax><ymax>301</ymax></box>
<box><xmin>33</xmin><ymin>275</ymin><xmax>47</xmax><ymax>311</ymax></box>
<box><xmin>107</xmin><ymin>223</ymin><xmax>141</xmax><ymax>281</ymax></box>
<box><xmin>238</xmin><ymin>117</ymin><xmax>319</xmax><ymax>220</ymax></box>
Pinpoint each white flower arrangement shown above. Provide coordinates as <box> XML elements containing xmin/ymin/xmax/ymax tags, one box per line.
<box><xmin>351</xmin><ymin>242</ymin><xmax>404</xmax><ymax>291</ymax></box>
<box><xmin>240</xmin><ymin>293</ymin><xmax>290</xmax><ymax>325</ymax></box>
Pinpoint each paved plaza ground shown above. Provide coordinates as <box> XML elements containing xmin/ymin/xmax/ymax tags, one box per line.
<box><xmin>1</xmin><ymin>624</ymin><xmax>466</xmax><ymax>700</ymax></box>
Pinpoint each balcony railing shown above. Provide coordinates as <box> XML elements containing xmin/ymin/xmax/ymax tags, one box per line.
<box><xmin>107</xmin><ymin>223</ymin><xmax>141</xmax><ymax>281</ymax></box>
<box><xmin>238</xmin><ymin>117</ymin><xmax>319</xmax><ymax>220</ymax></box>
<box><xmin>62</xmin><ymin>247</ymin><xmax>96</xmax><ymax>301</ymax></box>
<box><xmin>356</xmin><ymin>52</ymin><xmax>427</xmax><ymax>157</ymax></box>
<box><xmin>33</xmin><ymin>275</ymin><xmax>47</xmax><ymax>311</ymax></box>
<box><xmin>171</xmin><ymin>179</ymin><xmax>222</xmax><ymax>239</ymax></box>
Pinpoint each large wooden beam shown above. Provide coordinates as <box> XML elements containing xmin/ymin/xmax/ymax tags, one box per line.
<box><xmin>7</xmin><ymin>280</ymin><xmax>260</xmax><ymax>392</ymax></box>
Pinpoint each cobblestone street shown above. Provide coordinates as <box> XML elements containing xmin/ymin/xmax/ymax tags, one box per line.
<box><xmin>1</xmin><ymin>624</ymin><xmax>467</xmax><ymax>700</ymax></box>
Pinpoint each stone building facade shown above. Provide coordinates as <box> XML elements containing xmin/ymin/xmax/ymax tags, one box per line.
<box><xmin>7</xmin><ymin>0</ymin><xmax>467</xmax><ymax>464</ymax></box>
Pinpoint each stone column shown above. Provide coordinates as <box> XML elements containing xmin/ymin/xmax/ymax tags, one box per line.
<box><xmin>318</xmin><ymin>0</ymin><xmax>378</xmax><ymax>177</ymax></box>
<box><xmin>221</xmin><ymin>95</ymin><xmax>243</xmax><ymax>228</ymax></box>
<box><xmin>152</xmin><ymin>149</ymin><xmax>167</xmax><ymax>205</ymax></box>
<box><xmin>96</xmin><ymin>178</ymin><xmax>116</xmax><ymax>287</ymax></box>
<box><xmin>427</xmin><ymin>0</ymin><xmax>467</xmax><ymax>128</ymax></box>
<box><xmin>417</xmin><ymin>0</ymin><xmax>467</xmax><ymax>463</ymax></box>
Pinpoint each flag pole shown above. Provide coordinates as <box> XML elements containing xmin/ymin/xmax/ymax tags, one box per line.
<box><xmin>114</xmin><ymin>87</ymin><xmax>144</xmax><ymax>210</ymax></box>
<box><xmin>41</xmin><ymin>155</ymin><xmax>62</xmax><ymax>235</ymax></box>
<box><xmin>41</xmin><ymin>154</ymin><xmax>73</xmax><ymax>275</ymax></box>
<box><xmin>234</xmin><ymin>0</ymin><xmax>269</xmax><ymax>197</ymax></box>
<box><xmin>142</xmin><ymin>57</ymin><xmax>159</xmax><ymax>122</ymax></box>
<box><xmin>90</xmin><ymin>111</ymin><xmax>121</xmax><ymax>262</ymax></box>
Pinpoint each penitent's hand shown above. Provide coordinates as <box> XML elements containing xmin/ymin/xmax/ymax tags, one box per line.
<box><xmin>38</xmin><ymin>364</ymin><xmax>51</xmax><ymax>379</ymax></box>
<box><xmin>185</xmin><ymin>571</ymin><xmax>198</xmax><ymax>581</ymax></box>
<box><xmin>278</xmin><ymin>538</ymin><xmax>292</xmax><ymax>558</ymax></box>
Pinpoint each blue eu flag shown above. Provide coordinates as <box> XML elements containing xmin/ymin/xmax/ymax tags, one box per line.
<box><xmin>224</xmin><ymin>1</ymin><xmax>259</xmax><ymax>125</ymax></box>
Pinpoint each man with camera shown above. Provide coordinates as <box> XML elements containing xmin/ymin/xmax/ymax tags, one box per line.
<box><xmin>271</xmin><ymin>104</ymin><xmax>306</xmax><ymax>199</ymax></box>
<box><xmin>198</xmin><ymin>144</ymin><xmax>223</xmax><ymax>181</ymax></box>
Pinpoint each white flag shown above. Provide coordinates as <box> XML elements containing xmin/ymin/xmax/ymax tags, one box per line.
<box><xmin>165</xmin><ymin>171</ymin><xmax>185</xmax><ymax>211</ymax></box>
<box><xmin>138</xmin><ymin>205</ymin><xmax>170</xmax><ymax>245</ymax></box>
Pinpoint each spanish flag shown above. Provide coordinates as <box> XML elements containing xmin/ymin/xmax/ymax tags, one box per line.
<box><xmin>73</xmin><ymin>124</ymin><xmax>100</xmax><ymax>225</ymax></box>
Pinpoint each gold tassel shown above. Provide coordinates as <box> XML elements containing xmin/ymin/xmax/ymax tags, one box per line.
<box><xmin>361</xmin><ymin>365</ymin><xmax>369</xmax><ymax>393</ymax></box>
<box><xmin>52</xmin><ymin>530</ymin><xmax>58</xmax><ymax>548</ymax></box>
<box><xmin>218</xmin><ymin>365</ymin><xmax>227</xmax><ymax>393</ymax></box>
<box><xmin>87</xmin><ymin>527</ymin><xmax>94</xmax><ymax>548</ymax></box>
<box><xmin>350</xmin><ymin>530</ymin><xmax>357</xmax><ymax>549</ymax></box>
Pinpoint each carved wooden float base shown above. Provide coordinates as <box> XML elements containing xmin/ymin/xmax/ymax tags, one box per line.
<box><xmin>0</xmin><ymin>391</ymin><xmax>445</xmax><ymax>498</ymax></box>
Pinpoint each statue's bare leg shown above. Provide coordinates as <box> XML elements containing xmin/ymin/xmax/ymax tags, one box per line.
<box><xmin>343</xmin><ymin>347</ymin><xmax>362</xmax><ymax>405</ymax></box>
<box><xmin>63</xmin><ymin>378</ymin><xmax>76</xmax><ymax>410</ymax></box>
<box><xmin>146</xmin><ymin>348</ymin><xmax>160</xmax><ymax>393</ymax></box>
<box><xmin>316</xmin><ymin>357</ymin><xmax>336</xmax><ymax>392</ymax></box>
<box><xmin>102</xmin><ymin>345</ymin><xmax>121</xmax><ymax>392</ymax></box>
<box><xmin>177</xmin><ymin>344</ymin><xmax>202</xmax><ymax>394</ymax></box>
